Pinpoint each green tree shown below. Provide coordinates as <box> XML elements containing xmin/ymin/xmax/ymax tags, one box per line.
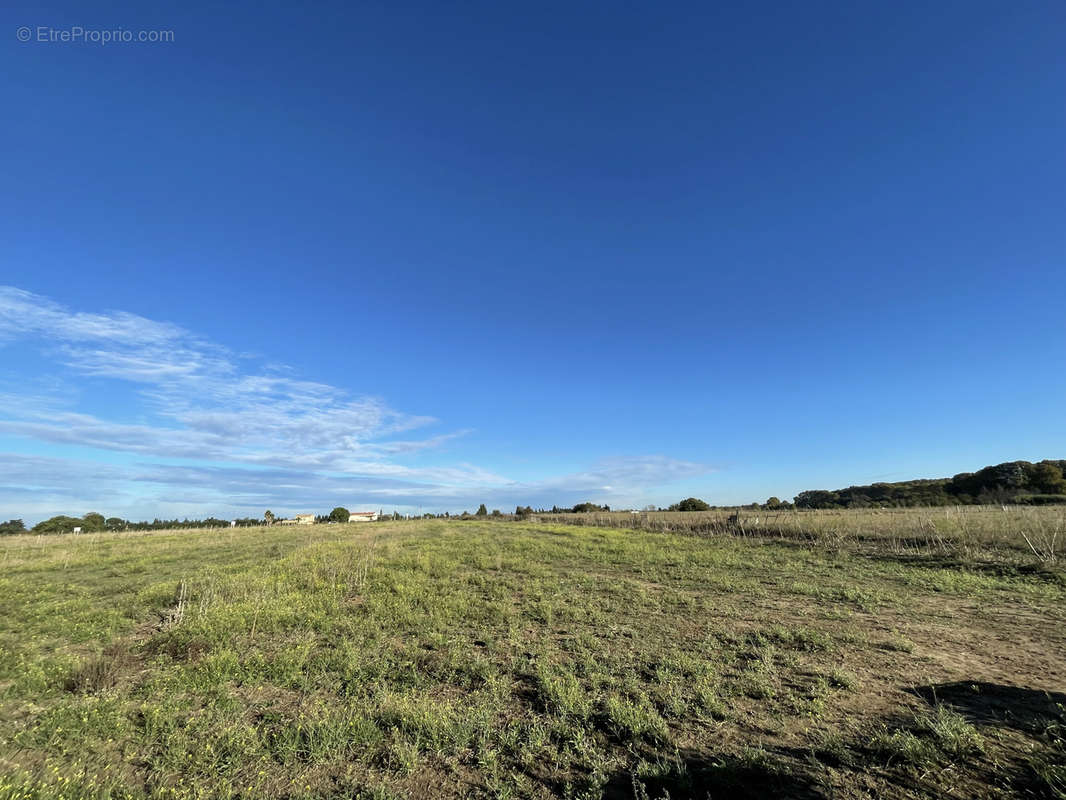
<box><xmin>476</xmin><ymin>504</ymin><xmax>488</xmax><ymax>516</ymax></box>
<box><xmin>105</xmin><ymin>517</ymin><xmax>125</xmax><ymax>531</ymax></box>
<box><xmin>82</xmin><ymin>512</ymin><xmax>106</xmax><ymax>530</ymax></box>
<box><xmin>670</xmin><ymin>497</ymin><xmax>711</xmax><ymax>512</ymax></box>
<box><xmin>765</xmin><ymin>497</ymin><xmax>782</xmax><ymax>509</ymax></box>
<box><xmin>32</xmin><ymin>515</ymin><xmax>83</xmax><ymax>534</ymax></box>
<box><xmin>572</xmin><ymin>502</ymin><xmax>610</xmax><ymax>513</ymax></box>
<box><xmin>1032</xmin><ymin>462</ymin><xmax>1066</xmax><ymax>494</ymax></box>
<box><xmin>329</xmin><ymin>506</ymin><xmax>350</xmax><ymax>523</ymax></box>
<box><xmin>264</xmin><ymin>510</ymin><xmax>274</xmax><ymax>525</ymax></box>
<box><xmin>0</xmin><ymin>519</ymin><xmax>25</xmax><ymax>535</ymax></box>
<box><xmin>794</xmin><ymin>490</ymin><xmax>841</xmax><ymax>509</ymax></box>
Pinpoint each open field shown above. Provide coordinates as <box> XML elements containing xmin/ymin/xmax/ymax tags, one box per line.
<box><xmin>1</xmin><ymin>513</ymin><xmax>1064</xmax><ymax>799</ymax></box>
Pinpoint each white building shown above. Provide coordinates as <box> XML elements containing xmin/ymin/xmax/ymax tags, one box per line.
<box><xmin>348</xmin><ymin>511</ymin><xmax>380</xmax><ymax>523</ymax></box>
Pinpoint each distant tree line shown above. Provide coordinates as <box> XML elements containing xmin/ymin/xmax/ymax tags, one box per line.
<box><xmin>448</xmin><ymin>504</ymin><xmax>614</xmax><ymax>518</ymax></box>
<box><xmin>16</xmin><ymin>512</ymin><xmax>266</xmax><ymax>535</ymax></box>
<box><xmin>501</xmin><ymin>503</ymin><xmax>612</xmax><ymax>519</ymax></box>
<box><xmin>793</xmin><ymin>460</ymin><xmax>1066</xmax><ymax>509</ymax></box>
<box><xmin>12</xmin><ymin>459</ymin><xmax>1060</xmax><ymax>536</ymax></box>
<box><xmin>549</xmin><ymin>502</ymin><xmax>611</xmax><ymax>513</ymax></box>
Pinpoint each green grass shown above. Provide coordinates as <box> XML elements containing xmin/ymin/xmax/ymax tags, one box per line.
<box><xmin>871</xmin><ymin>705</ymin><xmax>985</xmax><ymax>767</ymax></box>
<box><xmin>1</xmin><ymin>518</ymin><xmax>1064</xmax><ymax>798</ymax></box>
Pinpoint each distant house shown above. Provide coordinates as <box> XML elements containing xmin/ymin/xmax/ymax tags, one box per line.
<box><xmin>348</xmin><ymin>511</ymin><xmax>380</xmax><ymax>523</ymax></box>
<box><xmin>281</xmin><ymin>514</ymin><xmax>316</xmax><ymax>526</ymax></box>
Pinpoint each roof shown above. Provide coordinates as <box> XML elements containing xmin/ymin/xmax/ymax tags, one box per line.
<box><xmin>349</xmin><ymin>511</ymin><xmax>377</xmax><ymax>516</ymax></box>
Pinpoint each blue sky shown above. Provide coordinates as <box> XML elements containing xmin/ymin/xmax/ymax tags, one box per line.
<box><xmin>2</xmin><ymin>1</ymin><xmax>1064</xmax><ymax>522</ymax></box>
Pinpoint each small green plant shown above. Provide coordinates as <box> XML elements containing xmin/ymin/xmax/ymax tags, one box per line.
<box><xmin>812</xmin><ymin>729</ymin><xmax>854</xmax><ymax>767</ymax></box>
<box><xmin>872</xmin><ymin>705</ymin><xmax>984</xmax><ymax>767</ymax></box>
<box><xmin>920</xmin><ymin>705</ymin><xmax>984</xmax><ymax>759</ymax></box>
<box><xmin>739</xmin><ymin>673</ymin><xmax>776</xmax><ymax>700</ymax></box>
<box><xmin>882</xmin><ymin>631</ymin><xmax>916</xmax><ymax>653</ymax></box>
<box><xmin>604</xmin><ymin>694</ymin><xmax>668</xmax><ymax>742</ymax></box>
<box><xmin>1030</xmin><ymin>716</ymin><xmax>1066</xmax><ymax>798</ymax></box>
<box><xmin>828</xmin><ymin>669</ymin><xmax>858</xmax><ymax>692</ymax></box>
<box><xmin>871</xmin><ymin>727</ymin><xmax>940</xmax><ymax>767</ymax></box>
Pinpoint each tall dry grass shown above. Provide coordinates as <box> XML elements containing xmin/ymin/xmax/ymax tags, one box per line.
<box><xmin>531</xmin><ymin>505</ymin><xmax>1066</xmax><ymax>563</ymax></box>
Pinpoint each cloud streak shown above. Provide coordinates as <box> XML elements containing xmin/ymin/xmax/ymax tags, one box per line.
<box><xmin>0</xmin><ymin>286</ymin><xmax>450</xmax><ymax>473</ymax></box>
<box><xmin>0</xmin><ymin>286</ymin><xmax>712</xmax><ymax>520</ymax></box>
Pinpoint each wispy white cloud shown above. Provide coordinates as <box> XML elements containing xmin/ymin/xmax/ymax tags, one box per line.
<box><xmin>0</xmin><ymin>452</ymin><xmax>711</xmax><ymax>522</ymax></box>
<box><xmin>0</xmin><ymin>286</ymin><xmax>713</xmax><ymax>521</ymax></box>
<box><xmin>0</xmin><ymin>287</ymin><xmax>448</xmax><ymax>471</ymax></box>
<box><xmin>534</xmin><ymin>456</ymin><xmax>709</xmax><ymax>492</ymax></box>
<box><xmin>481</xmin><ymin>456</ymin><xmax>712</xmax><ymax>510</ymax></box>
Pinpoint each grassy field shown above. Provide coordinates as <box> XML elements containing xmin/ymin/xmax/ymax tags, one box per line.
<box><xmin>1</xmin><ymin>513</ymin><xmax>1064</xmax><ymax>799</ymax></box>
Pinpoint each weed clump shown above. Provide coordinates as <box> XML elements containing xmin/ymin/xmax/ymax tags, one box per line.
<box><xmin>872</xmin><ymin>705</ymin><xmax>984</xmax><ymax>767</ymax></box>
<box><xmin>64</xmin><ymin>645</ymin><xmax>133</xmax><ymax>694</ymax></box>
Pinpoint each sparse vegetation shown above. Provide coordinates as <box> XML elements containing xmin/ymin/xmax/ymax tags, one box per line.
<box><xmin>534</xmin><ymin>503</ymin><xmax>1066</xmax><ymax>567</ymax></box>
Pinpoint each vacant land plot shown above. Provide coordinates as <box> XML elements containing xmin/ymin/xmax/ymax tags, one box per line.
<box><xmin>1</xmin><ymin>517</ymin><xmax>1064</xmax><ymax>799</ymax></box>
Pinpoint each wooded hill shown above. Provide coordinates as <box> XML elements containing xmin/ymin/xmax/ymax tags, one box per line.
<box><xmin>794</xmin><ymin>459</ymin><xmax>1066</xmax><ymax>508</ymax></box>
